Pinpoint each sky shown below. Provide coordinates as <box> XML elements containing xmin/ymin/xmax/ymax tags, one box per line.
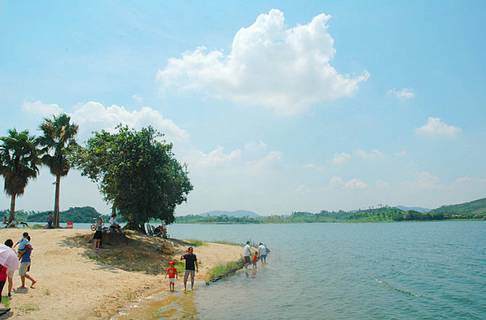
<box><xmin>1</xmin><ymin>0</ymin><xmax>486</xmax><ymax>215</ymax></box>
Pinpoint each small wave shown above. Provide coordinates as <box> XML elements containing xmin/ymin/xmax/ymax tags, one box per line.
<box><xmin>375</xmin><ymin>278</ymin><xmax>422</xmax><ymax>297</ymax></box>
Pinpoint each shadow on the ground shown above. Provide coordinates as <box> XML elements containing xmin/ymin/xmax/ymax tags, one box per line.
<box><xmin>60</xmin><ymin>231</ymin><xmax>189</xmax><ymax>275</ymax></box>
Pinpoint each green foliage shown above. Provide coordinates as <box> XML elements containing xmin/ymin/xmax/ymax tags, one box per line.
<box><xmin>74</xmin><ymin>126</ymin><xmax>192</xmax><ymax>232</ymax></box>
<box><xmin>38</xmin><ymin>113</ymin><xmax>79</xmax><ymax>177</ymax></box>
<box><xmin>1</xmin><ymin>206</ymin><xmax>106</xmax><ymax>223</ymax></box>
<box><xmin>208</xmin><ymin>258</ymin><xmax>245</xmax><ymax>282</ymax></box>
<box><xmin>429</xmin><ymin>197</ymin><xmax>486</xmax><ymax>219</ymax></box>
<box><xmin>38</xmin><ymin>113</ymin><xmax>79</xmax><ymax>227</ymax></box>
<box><xmin>0</xmin><ymin>129</ymin><xmax>41</xmax><ymax>222</ymax></box>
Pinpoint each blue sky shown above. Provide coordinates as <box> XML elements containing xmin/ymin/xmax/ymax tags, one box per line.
<box><xmin>1</xmin><ymin>1</ymin><xmax>486</xmax><ymax>215</ymax></box>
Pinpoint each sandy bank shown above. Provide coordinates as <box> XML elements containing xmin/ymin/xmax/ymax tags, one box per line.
<box><xmin>0</xmin><ymin>229</ymin><xmax>242</xmax><ymax>320</ymax></box>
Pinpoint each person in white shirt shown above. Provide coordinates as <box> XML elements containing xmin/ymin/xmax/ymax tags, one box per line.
<box><xmin>243</xmin><ymin>241</ymin><xmax>252</xmax><ymax>267</ymax></box>
<box><xmin>258</xmin><ymin>242</ymin><xmax>267</xmax><ymax>264</ymax></box>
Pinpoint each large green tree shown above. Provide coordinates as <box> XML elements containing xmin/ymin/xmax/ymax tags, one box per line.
<box><xmin>0</xmin><ymin>129</ymin><xmax>40</xmax><ymax>225</ymax></box>
<box><xmin>38</xmin><ymin>113</ymin><xmax>79</xmax><ymax>227</ymax></box>
<box><xmin>74</xmin><ymin>126</ymin><xmax>192</xmax><ymax>232</ymax></box>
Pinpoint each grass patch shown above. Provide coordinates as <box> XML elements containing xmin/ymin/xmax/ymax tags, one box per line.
<box><xmin>212</xmin><ymin>240</ymin><xmax>241</xmax><ymax>246</ymax></box>
<box><xmin>30</xmin><ymin>224</ymin><xmax>45</xmax><ymax>229</ymax></box>
<box><xmin>207</xmin><ymin>258</ymin><xmax>245</xmax><ymax>282</ymax></box>
<box><xmin>183</xmin><ymin>239</ymin><xmax>206</xmax><ymax>247</ymax></box>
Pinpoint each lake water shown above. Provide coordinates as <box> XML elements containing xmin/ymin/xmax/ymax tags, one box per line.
<box><xmin>29</xmin><ymin>221</ymin><xmax>485</xmax><ymax>319</ymax></box>
<box><xmin>167</xmin><ymin>221</ymin><xmax>486</xmax><ymax>320</ymax></box>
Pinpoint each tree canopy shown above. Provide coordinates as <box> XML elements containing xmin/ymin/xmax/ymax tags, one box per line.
<box><xmin>0</xmin><ymin>129</ymin><xmax>41</xmax><ymax>224</ymax></box>
<box><xmin>74</xmin><ymin>126</ymin><xmax>192</xmax><ymax>232</ymax></box>
<box><xmin>38</xmin><ymin>113</ymin><xmax>79</xmax><ymax>227</ymax></box>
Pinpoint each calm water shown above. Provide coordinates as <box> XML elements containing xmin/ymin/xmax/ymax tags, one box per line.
<box><xmin>167</xmin><ymin>221</ymin><xmax>486</xmax><ymax>320</ymax></box>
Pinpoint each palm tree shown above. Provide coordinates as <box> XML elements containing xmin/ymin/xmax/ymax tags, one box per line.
<box><xmin>0</xmin><ymin>129</ymin><xmax>40</xmax><ymax>225</ymax></box>
<box><xmin>38</xmin><ymin>113</ymin><xmax>79</xmax><ymax>228</ymax></box>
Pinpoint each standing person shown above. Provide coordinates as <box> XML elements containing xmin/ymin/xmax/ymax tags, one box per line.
<box><xmin>47</xmin><ymin>213</ymin><xmax>53</xmax><ymax>229</ymax></box>
<box><xmin>252</xmin><ymin>251</ymin><xmax>259</xmax><ymax>269</ymax></box>
<box><xmin>93</xmin><ymin>217</ymin><xmax>103</xmax><ymax>250</ymax></box>
<box><xmin>180</xmin><ymin>247</ymin><xmax>198</xmax><ymax>292</ymax></box>
<box><xmin>258</xmin><ymin>242</ymin><xmax>267</xmax><ymax>264</ymax></box>
<box><xmin>18</xmin><ymin>236</ymin><xmax>36</xmax><ymax>289</ymax></box>
<box><xmin>165</xmin><ymin>261</ymin><xmax>178</xmax><ymax>292</ymax></box>
<box><xmin>243</xmin><ymin>241</ymin><xmax>252</xmax><ymax>267</ymax></box>
<box><xmin>4</xmin><ymin>239</ymin><xmax>15</xmax><ymax>297</ymax></box>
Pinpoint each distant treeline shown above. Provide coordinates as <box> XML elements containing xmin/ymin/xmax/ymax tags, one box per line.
<box><xmin>176</xmin><ymin>198</ymin><xmax>486</xmax><ymax>224</ymax></box>
<box><xmin>0</xmin><ymin>206</ymin><xmax>106</xmax><ymax>224</ymax></box>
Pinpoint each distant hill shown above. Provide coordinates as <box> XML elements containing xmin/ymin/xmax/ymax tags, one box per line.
<box><xmin>429</xmin><ymin>198</ymin><xmax>486</xmax><ymax>217</ymax></box>
<box><xmin>395</xmin><ymin>206</ymin><xmax>431</xmax><ymax>213</ymax></box>
<box><xmin>1</xmin><ymin>206</ymin><xmax>107</xmax><ymax>223</ymax></box>
<box><xmin>199</xmin><ymin>210</ymin><xmax>260</xmax><ymax>218</ymax></box>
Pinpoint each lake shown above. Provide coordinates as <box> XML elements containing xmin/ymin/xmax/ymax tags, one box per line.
<box><xmin>168</xmin><ymin>221</ymin><xmax>485</xmax><ymax>320</ymax></box>
<box><xmin>28</xmin><ymin>221</ymin><xmax>485</xmax><ymax>319</ymax></box>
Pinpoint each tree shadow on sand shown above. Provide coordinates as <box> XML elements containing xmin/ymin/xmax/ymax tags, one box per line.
<box><xmin>60</xmin><ymin>231</ymin><xmax>189</xmax><ymax>275</ymax></box>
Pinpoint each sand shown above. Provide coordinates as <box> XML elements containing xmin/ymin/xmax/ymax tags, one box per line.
<box><xmin>0</xmin><ymin>229</ymin><xmax>242</xmax><ymax>320</ymax></box>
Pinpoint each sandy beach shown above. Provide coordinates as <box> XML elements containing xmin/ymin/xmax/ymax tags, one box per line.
<box><xmin>0</xmin><ymin>229</ymin><xmax>242</xmax><ymax>320</ymax></box>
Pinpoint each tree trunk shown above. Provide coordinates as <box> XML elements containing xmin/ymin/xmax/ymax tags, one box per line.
<box><xmin>8</xmin><ymin>193</ymin><xmax>16</xmax><ymax>225</ymax></box>
<box><xmin>54</xmin><ymin>174</ymin><xmax>61</xmax><ymax>228</ymax></box>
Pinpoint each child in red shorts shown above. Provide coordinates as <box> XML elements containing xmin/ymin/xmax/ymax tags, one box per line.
<box><xmin>165</xmin><ymin>261</ymin><xmax>178</xmax><ymax>292</ymax></box>
<box><xmin>252</xmin><ymin>251</ymin><xmax>259</xmax><ymax>269</ymax></box>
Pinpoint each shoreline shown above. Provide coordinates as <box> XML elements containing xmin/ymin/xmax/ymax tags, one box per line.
<box><xmin>0</xmin><ymin>229</ymin><xmax>242</xmax><ymax>320</ymax></box>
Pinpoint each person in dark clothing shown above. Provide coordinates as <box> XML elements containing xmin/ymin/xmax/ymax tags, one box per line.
<box><xmin>180</xmin><ymin>247</ymin><xmax>198</xmax><ymax>292</ymax></box>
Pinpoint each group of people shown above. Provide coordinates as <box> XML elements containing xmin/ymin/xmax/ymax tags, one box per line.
<box><xmin>0</xmin><ymin>232</ymin><xmax>37</xmax><ymax>308</ymax></box>
<box><xmin>164</xmin><ymin>246</ymin><xmax>198</xmax><ymax>293</ymax></box>
<box><xmin>92</xmin><ymin>213</ymin><xmax>123</xmax><ymax>250</ymax></box>
<box><xmin>243</xmin><ymin>241</ymin><xmax>270</xmax><ymax>269</ymax></box>
<box><xmin>163</xmin><ymin>241</ymin><xmax>270</xmax><ymax>293</ymax></box>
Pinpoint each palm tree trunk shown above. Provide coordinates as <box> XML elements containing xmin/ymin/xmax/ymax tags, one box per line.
<box><xmin>8</xmin><ymin>193</ymin><xmax>16</xmax><ymax>225</ymax></box>
<box><xmin>54</xmin><ymin>174</ymin><xmax>61</xmax><ymax>227</ymax></box>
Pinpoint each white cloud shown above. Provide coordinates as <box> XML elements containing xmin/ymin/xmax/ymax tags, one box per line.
<box><xmin>71</xmin><ymin>102</ymin><xmax>189</xmax><ymax>142</ymax></box>
<box><xmin>416</xmin><ymin>117</ymin><xmax>461</xmax><ymax>138</ymax></box>
<box><xmin>22</xmin><ymin>100</ymin><xmax>62</xmax><ymax>117</ymax></box>
<box><xmin>355</xmin><ymin>149</ymin><xmax>384</xmax><ymax>160</ymax></box>
<box><xmin>388</xmin><ymin>88</ymin><xmax>415</xmax><ymax>100</ymax></box>
<box><xmin>329</xmin><ymin>176</ymin><xmax>367</xmax><ymax>189</ymax></box>
<box><xmin>329</xmin><ymin>176</ymin><xmax>345</xmax><ymax>187</ymax></box>
<box><xmin>157</xmin><ymin>9</ymin><xmax>368</xmax><ymax>115</ymax></box>
<box><xmin>345</xmin><ymin>178</ymin><xmax>368</xmax><ymax>189</ymax></box>
<box><xmin>331</xmin><ymin>152</ymin><xmax>352</xmax><ymax>165</ymax></box>
<box><xmin>414</xmin><ymin>171</ymin><xmax>440</xmax><ymax>188</ymax></box>
<box><xmin>189</xmin><ymin>146</ymin><xmax>242</xmax><ymax>168</ymax></box>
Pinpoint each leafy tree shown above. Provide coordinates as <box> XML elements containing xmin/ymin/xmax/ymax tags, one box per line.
<box><xmin>38</xmin><ymin>113</ymin><xmax>79</xmax><ymax>227</ymax></box>
<box><xmin>0</xmin><ymin>129</ymin><xmax>40</xmax><ymax>225</ymax></box>
<box><xmin>74</xmin><ymin>126</ymin><xmax>192</xmax><ymax>232</ymax></box>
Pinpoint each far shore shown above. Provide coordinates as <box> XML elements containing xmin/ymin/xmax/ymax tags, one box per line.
<box><xmin>0</xmin><ymin>229</ymin><xmax>242</xmax><ymax>320</ymax></box>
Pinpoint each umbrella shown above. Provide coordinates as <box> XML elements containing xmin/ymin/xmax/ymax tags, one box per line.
<box><xmin>0</xmin><ymin>244</ymin><xmax>19</xmax><ymax>271</ymax></box>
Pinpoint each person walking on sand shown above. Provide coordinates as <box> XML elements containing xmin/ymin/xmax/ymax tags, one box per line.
<box><xmin>18</xmin><ymin>236</ymin><xmax>36</xmax><ymax>289</ymax></box>
<box><xmin>165</xmin><ymin>261</ymin><xmax>178</xmax><ymax>292</ymax></box>
<box><xmin>258</xmin><ymin>242</ymin><xmax>267</xmax><ymax>264</ymax></box>
<box><xmin>180</xmin><ymin>247</ymin><xmax>198</xmax><ymax>292</ymax></box>
<box><xmin>243</xmin><ymin>241</ymin><xmax>251</xmax><ymax>267</ymax></box>
<box><xmin>4</xmin><ymin>239</ymin><xmax>15</xmax><ymax>297</ymax></box>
